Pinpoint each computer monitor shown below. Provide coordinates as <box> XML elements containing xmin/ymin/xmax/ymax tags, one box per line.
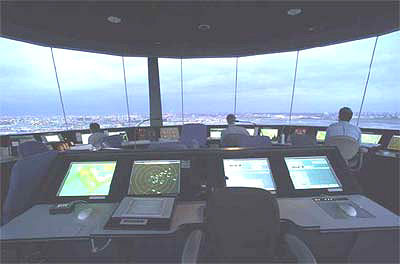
<box><xmin>387</xmin><ymin>135</ymin><xmax>400</xmax><ymax>151</ymax></box>
<box><xmin>294</xmin><ymin>128</ymin><xmax>308</xmax><ymax>135</ymax></box>
<box><xmin>209</xmin><ymin>128</ymin><xmax>225</xmax><ymax>140</ymax></box>
<box><xmin>57</xmin><ymin>161</ymin><xmax>117</xmax><ymax>197</ymax></box>
<box><xmin>246</xmin><ymin>128</ymin><xmax>255</xmax><ymax>136</ymax></box>
<box><xmin>81</xmin><ymin>133</ymin><xmax>91</xmax><ymax>144</ymax></box>
<box><xmin>128</xmin><ymin>160</ymin><xmax>181</xmax><ymax>195</ymax></box>
<box><xmin>160</xmin><ymin>127</ymin><xmax>180</xmax><ymax>140</ymax></box>
<box><xmin>361</xmin><ymin>133</ymin><xmax>382</xmax><ymax>144</ymax></box>
<box><xmin>285</xmin><ymin>156</ymin><xmax>342</xmax><ymax>190</ymax></box>
<box><xmin>316</xmin><ymin>131</ymin><xmax>326</xmax><ymax>142</ymax></box>
<box><xmin>260</xmin><ymin>128</ymin><xmax>279</xmax><ymax>141</ymax></box>
<box><xmin>223</xmin><ymin>158</ymin><xmax>276</xmax><ymax>191</ymax></box>
<box><xmin>44</xmin><ymin>134</ymin><xmax>62</xmax><ymax>143</ymax></box>
<box><xmin>107</xmin><ymin>131</ymin><xmax>128</xmax><ymax>141</ymax></box>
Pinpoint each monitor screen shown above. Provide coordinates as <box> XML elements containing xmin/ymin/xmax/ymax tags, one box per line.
<box><xmin>223</xmin><ymin>158</ymin><xmax>276</xmax><ymax>191</ymax></box>
<box><xmin>81</xmin><ymin>133</ymin><xmax>91</xmax><ymax>144</ymax></box>
<box><xmin>107</xmin><ymin>131</ymin><xmax>122</xmax><ymax>136</ymax></box>
<box><xmin>387</xmin><ymin>135</ymin><xmax>400</xmax><ymax>151</ymax></box>
<box><xmin>285</xmin><ymin>156</ymin><xmax>341</xmax><ymax>190</ymax></box>
<box><xmin>295</xmin><ymin>128</ymin><xmax>308</xmax><ymax>135</ymax></box>
<box><xmin>316</xmin><ymin>131</ymin><xmax>326</xmax><ymax>142</ymax></box>
<box><xmin>107</xmin><ymin>131</ymin><xmax>128</xmax><ymax>141</ymax></box>
<box><xmin>128</xmin><ymin>160</ymin><xmax>180</xmax><ymax>195</ymax></box>
<box><xmin>45</xmin><ymin>134</ymin><xmax>62</xmax><ymax>142</ymax></box>
<box><xmin>260</xmin><ymin>128</ymin><xmax>279</xmax><ymax>141</ymax></box>
<box><xmin>209</xmin><ymin>128</ymin><xmax>225</xmax><ymax>139</ymax></box>
<box><xmin>160</xmin><ymin>127</ymin><xmax>180</xmax><ymax>140</ymax></box>
<box><xmin>57</xmin><ymin>161</ymin><xmax>117</xmax><ymax>197</ymax></box>
<box><xmin>361</xmin><ymin>133</ymin><xmax>382</xmax><ymax>144</ymax></box>
<box><xmin>246</xmin><ymin>128</ymin><xmax>255</xmax><ymax>136</ymax></box>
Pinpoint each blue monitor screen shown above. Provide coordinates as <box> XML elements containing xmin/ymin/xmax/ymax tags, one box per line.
<box><xmin>285</xmin><ymin>156</ymin><xmax>342</xmax><ymax>190</ymax></box>
<box><xmin>223</xmin><ymin>158</ymin><xmax>276</xmax><ymax>191</ymax></box>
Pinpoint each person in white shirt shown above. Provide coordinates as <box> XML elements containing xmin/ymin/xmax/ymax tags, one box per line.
<box><xmin>326</xmin><ymin>107</ymin><xmax>361</xmax><ymax>143</ymax></box>
<box><xmin>221</xmin><ymin>114</ymin><xmax>250</xmax><ymax>141</ymax></box>
<box><xmin>88</xmin><ymin>123</ymin><xmax>107</xmax><ymax>147</ymax></box>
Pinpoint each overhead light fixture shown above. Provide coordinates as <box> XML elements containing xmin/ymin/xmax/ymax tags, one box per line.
<box><xmin>287</xmin><ymin>8</ymin><xmax>302</xmax><ymax>16</ymax></box>
<box><xmin>198</xmin><ymin>24</ymin><xmax>211</xmax><ymax>31</ymax></box>
<box><xmin>107</xmin><ymin>16</ymin><xmax>122</xmax><ymax>24</ymax></box>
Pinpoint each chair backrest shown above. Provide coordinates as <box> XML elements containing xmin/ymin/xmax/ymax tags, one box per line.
<box><xmin>147</xmin><ymin>142</ymin><xmax>187</xmax><ymax>150</ymax></box>
<box><xmin>221</xmin><ymin>134</ymin><xmax>271</xmax><ymax>147</ymax></box>
<box><xmin>290</xmin><ymin>134</ymin><xmax>317</xmax><ymax>146</ymax></box>
<box><xmin>100</xmin><ymin>135</ymin><xmax>123</xmax><ymax>148</ymax></box>
<box><xmin>2</xmin><ymin>150</ymin><xmax>58</xmax><ymax>225</ymax></box>
<box><xmin>180</xmin><ymin>124</ymin><xmax>208</xmax><ymax>148</ymax></box>
<box><xmin>17</xmin><ymin>141</ymin><xmax>49</xmax><ymax>158</ymax></box>
<box><xmin>325</xmin><ymin>135</ymin><xmax>359</xmax><ymax>161</ymax></box>
<box><xmin>206</xmin><ymin>187</ymin><xmax>280</xmax><ymax>262</ymax></box>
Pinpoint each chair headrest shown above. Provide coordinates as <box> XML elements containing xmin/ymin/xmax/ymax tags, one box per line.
<box><xmin>290</xmin><ymin>134</ymin><xmax>317</xmax><ymax>146</ymax></box>
<box><xmin>325</xmin><ymin>136</ymin><xmax>359</xmax><ymax>160</ymax></box>
<box><xmin>180</xmin><ymin>123</ymin><xmax>208</xmax><ymax>147</ymax></box>
<box><xmin>17</xmin><ymin>141</ymin><xmax>49</xmax><ymax>158</ymax></box>
<box><xmin>207</xmin><ymin>187</ymin><xmax>280</xmax><ymax>261</ymax></box>
<box><xmin>101</xmin><ymin>135</ymin><xmax>123</xmax><ymax>148</ymax></box>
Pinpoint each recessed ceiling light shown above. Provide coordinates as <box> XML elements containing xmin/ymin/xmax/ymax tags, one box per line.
<box><xmin>287</xmin><ymin>8</ymin><xmax>302</xmax><ymax>16</ymax></box>
<box><xmin>198</xmin><ymin>24</ymin><xmax>211</xmax><ymax>31</ymax></box>
<box><xmin>107</xmin><ymin>16</ymin><xmax>122</xmax><ymax>24</ymax></box>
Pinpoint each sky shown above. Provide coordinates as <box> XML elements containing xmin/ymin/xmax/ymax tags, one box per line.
<box><xmin>0</xmin><ymin>30</ymin><xmax>399</xmax><ymax>117</ymax></box>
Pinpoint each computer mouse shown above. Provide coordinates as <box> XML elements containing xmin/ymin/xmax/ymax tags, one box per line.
<box><xmin>339</xmin><ymin>203</ymin><xmax>357</xmax><ymax>217</ymax></box>
<box><xmin>77</xmin><ymin>208</ymin><xmax>93</xmax><ymax>220</ymax></box>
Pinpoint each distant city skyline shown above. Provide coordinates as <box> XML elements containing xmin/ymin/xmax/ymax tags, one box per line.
<box><xmin>1</xmin><ymin>112</ymin><xmax>399</xmax><ymax>136</ymax></box>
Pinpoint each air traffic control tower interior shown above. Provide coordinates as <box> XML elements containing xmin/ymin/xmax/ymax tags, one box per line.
<box><xmin>0</xmin><ymin>1</ymin><xmax>399</xmax><ymax>263</ymax></box>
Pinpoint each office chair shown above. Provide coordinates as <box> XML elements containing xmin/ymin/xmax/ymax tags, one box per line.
<box><xmin>182</xmin><ymin>187</ymin><xmax>316</xmax><ymax>263</ymax></box>
<box><xmin>100</xmin><ymin>135</ymin><xmax>123</xmax><ymax>148</ymax></box>
<box><xmin>290</xmin><ymin>134</ymin><xmax>317</xmax><ymax>146</ymax></box>
<box><xmin>17</xmin><ymin>141</ymin><xmax>49</xmax><ymax>158</ymax></box>
<box><xmin>2</xmin><ymin>150</ymin><xmax>58</xmax><ymax>225</ymax></box>
<box><xmin>180</xmin><ymin>124</ymin><xmax>208</xmax><ymax>148</ymax></box>
<box><xmin>325</xmin><ymin>135</ymin><xmax>366</xmax><ymax>171</ymax></box>
<box><xmin>221</xmin><ymin>134</ymin><xmax>271</xmax><ymax>147</ymax></box>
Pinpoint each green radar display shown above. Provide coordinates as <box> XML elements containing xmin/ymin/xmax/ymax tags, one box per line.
<box><xmin>128</xmin><ymin>160</ymin><xmax>180</xmax><ymax>195</ymax></box>
<box><xmin>57</xmin><ymin>161</ymin><xmax>116</xmax><ymax>196</ymax></box>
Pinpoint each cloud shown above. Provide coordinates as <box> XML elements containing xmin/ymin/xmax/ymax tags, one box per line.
<box><xmin>1</xmin><ymin>30</ymin><xmax>399</xmax><ymax>117</ymax></box>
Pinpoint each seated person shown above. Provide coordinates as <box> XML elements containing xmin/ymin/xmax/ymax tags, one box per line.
<box><xmin>326</xmin><ymin>107</ymin><xmax>361</xmax><ymax>143</ymax></box>
<box><xmin>221</xmin><ymin>114</ymin><xmax>250</xmax><ymax>142</ymax></box>
<box><xmin>88</xmin><ymin>123</ymin><xmax>107</xmax><ymax>147</ymax></box>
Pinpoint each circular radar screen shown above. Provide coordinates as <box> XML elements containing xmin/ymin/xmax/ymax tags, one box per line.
<box><xmin>129</xmin><ymin>160</ymin><xmax>180</xmax><ymax>195</ymax></box>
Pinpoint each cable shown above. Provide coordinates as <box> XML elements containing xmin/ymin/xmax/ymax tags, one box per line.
<box><xmin>122</xmin><ymin>57</ymin><xmax>132</xmax><ymax>124</ymax></box>
<box><xmin>357</xmin><ymin>36</ymin><xmax>379</xmax><ymax>126</ymax></box>
<box><xmin>288</xmin><ymin>50</ymin><xmax>300</xmax><ymax>126</ymax></box>
<box><xmin>90</xmin><ymin>238</ymin><xmax>112</xmax><ymax>253</ymax></box>
<box><xmin>180</xmin><ymin>58</ymin><xmax>184</xmax><ymax>125</ymax></box>
<box><xmin>50</xmin><ymin>48</ymin><xmax>68</xmax><ymax>129</ymax></box>
<box><xmin>234</xmin><ymin>57</ymin><xmax>239</xmax><ymax>115</ymax></box>
<box><xmin>70</xmin><ymin>200</ymin><xmax>88</xmax><ymax>206</ymax></box>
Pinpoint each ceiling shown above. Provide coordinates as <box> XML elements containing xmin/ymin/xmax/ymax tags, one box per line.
<box><xmin>1</xmin><ymin>1</ymin><xmax>399</xmax><ymax>58</ymax></box>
